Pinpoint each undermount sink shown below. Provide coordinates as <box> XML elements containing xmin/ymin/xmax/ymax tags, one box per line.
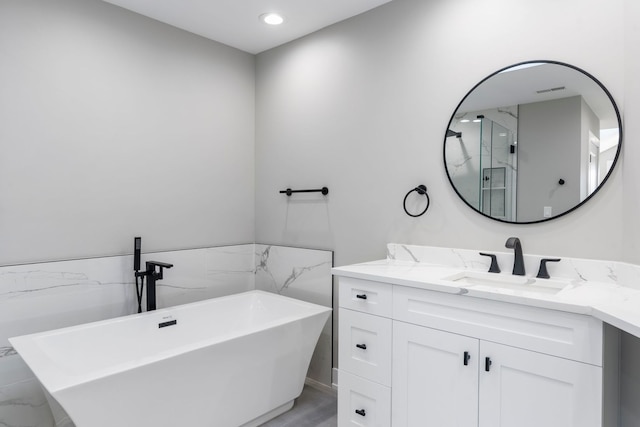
<box><xmin>442</xmin><ymin>271</ymin><xmax>573</xmax><ymax>295</ymax></box>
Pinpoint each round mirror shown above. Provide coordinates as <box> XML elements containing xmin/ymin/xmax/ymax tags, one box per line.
<box><xmin>443</xmin><ymin>60</ymin><xmax>622</xmax><ymax>224</ymax></box>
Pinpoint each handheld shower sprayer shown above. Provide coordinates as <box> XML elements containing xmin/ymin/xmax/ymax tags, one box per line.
<box><xmin>134</xmin><ymin>237</ymin><xmax>141</xmax><ymax>272</ymax></box>
<box><xmin>134</xmin><ymin>237</ymin><xmax>144</xmax><ymax>313</ymax></box>
<box><xmin>133</xmin><ymin>236</ymin><xmax>174</xmax><ymax>313</ymax></box>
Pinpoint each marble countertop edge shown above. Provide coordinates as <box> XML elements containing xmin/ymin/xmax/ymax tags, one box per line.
<box><xmin>333</xmin><ymin>259</ymin><xmax>640</xmax><ymax>339</ymax></box>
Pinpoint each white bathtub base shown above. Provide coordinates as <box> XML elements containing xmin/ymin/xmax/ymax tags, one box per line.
<box><xmin>44</xmin><ymin>387</ymin><xmax>297</xmax><ymax>427</ymax></box>
<box><xmin>11</xmin><ymin>291</ymin><xmax>331</xmax><ymax>427</ymax></box>
<box><xmin>241</xmin><ymin>400</ymin><xmax>295</xmax><ymax>427</ymax></box>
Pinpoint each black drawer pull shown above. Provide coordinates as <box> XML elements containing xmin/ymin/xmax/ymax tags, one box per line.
<box><xmin>356</xmin><ymin>344</ymin><xmax>367</xmax><ymax>350</ymax></box>
<box><xmin>355</xmin><ymin>409</ymin><xmax>366</xmax><ymax>417</ymax></box>
<box><xmin>485</xmin><ymin>357</ymin><xmax>492</xmax><ymax>372</ymax></box>
<box><xmin>463</xmin><ymin>351</ymin><xmax>470</xmax><ymax>366</ymax></box>
<box><xmin>356</xmin><ymin>294</ymin><xmax>367</xmax><ymax>300</ymax></box>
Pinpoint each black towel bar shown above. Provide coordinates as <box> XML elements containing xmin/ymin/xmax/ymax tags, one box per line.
<box><xmin>280</xmin><ymin>187</ymin><xmax>329</xmax><ymax>196</ymax></box>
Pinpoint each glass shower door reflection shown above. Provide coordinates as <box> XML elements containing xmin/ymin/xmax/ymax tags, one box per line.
<box><xmin>479</xmin><ymin>119</ymin><xmax>516</xmax><ymax>221</ymax></box>
<box><xmin>481</xmin><ymin>167</ymin><xmax>506</xmax><ymax>219</ymax></box>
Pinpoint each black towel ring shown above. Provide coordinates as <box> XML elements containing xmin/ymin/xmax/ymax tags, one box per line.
<box><xmin>403</xmin><ymin>185</ymin><xmax>430</xmax><ymax>217</ymax></box>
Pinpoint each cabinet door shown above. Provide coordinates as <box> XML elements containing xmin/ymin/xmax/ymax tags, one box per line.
<box><xmin>392</xmin><ymin>321</ymin><xmax>479</xmax><ymax>427</ymax></box>
<box><xmin>479</xmin><ymin>341</ymin><xmax>602</xmax><ymax>427</ymax></box>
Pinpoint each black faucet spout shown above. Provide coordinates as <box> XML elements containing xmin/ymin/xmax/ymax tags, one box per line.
<box><xmin>144</xmin><ymin>261</ymin><xmax>174</xmax><ymax>311</ymax></box>
<box><xmin>505</xmin><ymin>237</ymin><xmax>525</xmax><ymax>276</ymax></box>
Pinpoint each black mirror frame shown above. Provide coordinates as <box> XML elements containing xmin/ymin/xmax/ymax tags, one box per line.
<box><xmin>442</xmin><ymin>60</ymin><xmax>623</xmax><ymax>224</ymax></box>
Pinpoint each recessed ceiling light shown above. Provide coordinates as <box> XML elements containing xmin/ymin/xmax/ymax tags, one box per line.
<box><xmin>460</xmin><ymin>119</ymin><xmax>470</xmax><ymax>123</ymax></box>
<box><xmin>260</xmin><ymin>13</ymin><xmax>284</xmax><ymax>26</ymax></box>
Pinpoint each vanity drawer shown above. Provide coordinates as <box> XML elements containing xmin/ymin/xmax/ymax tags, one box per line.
<box><xmin>338</xmin><ymin>370</ymin><xmax>391</xmax><ymax>427</ymax></box>
<box><xmin>393</xmin><ymin>285</ymin><xmax>603</xmax><ymax>365</ymax></box>
<box><xmin>339</xmin><ymin>308</ymin><xmax>392</xmax><ymax>386</ymax></box>
<box><xmin>339</xmin><ymin>277</ymin><xmax>392</xmax><ymax>317</ymax></box>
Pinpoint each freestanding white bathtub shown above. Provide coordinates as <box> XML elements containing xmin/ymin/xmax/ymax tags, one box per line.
<box><xmin>10</xmin><ymin>290</ymin><xmax>331</xmax><ymax>427</ymax></box>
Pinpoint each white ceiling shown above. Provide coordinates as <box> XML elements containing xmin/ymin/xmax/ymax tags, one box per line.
<box><xmin>101</xmin><ymin>0</ymin><xmax>393</xmax><ymax>54</ymax></box>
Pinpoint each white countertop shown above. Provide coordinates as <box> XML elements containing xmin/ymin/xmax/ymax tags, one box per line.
<box><xmin>333</xmin><ymin>258</ymin><xmax>640</xmax><ymax>339</ymax></box>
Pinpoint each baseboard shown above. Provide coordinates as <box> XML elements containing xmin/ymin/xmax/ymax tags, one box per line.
<box><xmin>305</xmin><ymin>377</ymin><xmax>337</xmax><ymax>396</ymax></box>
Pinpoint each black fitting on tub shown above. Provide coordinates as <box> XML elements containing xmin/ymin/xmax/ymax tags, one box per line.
<box><xmin>135</xmin><ymin>261</ymin><xmax>173</xmax><ymax>312</ymax></box>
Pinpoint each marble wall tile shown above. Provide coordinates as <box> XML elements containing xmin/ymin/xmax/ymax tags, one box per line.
<box><xmin>144</xmin><ymin>244</ymin><xmax>255</xmax><ymax>308</ymax></box>
<box><xmin>0</xmin><ymin>355</ymin><xmax>50</xmax><ymax>426</ymax></box>
<box><xmin>254</xmin><ymin>244</ymin><xmax>333</xmax><ymax>386</ymax></box>
<box><xmin>0</xmin><ymin>378</ymin><xmax>54</xmax><ymax>427</ymax></box>
<box><xmin>254</xmin><ymin>245</ymin><xmax>332</xmax><ymax>306</ymax></box>
<box><xmin>0</xmin><ymin>256</ymin><xmax>135</xmax><ymax>352</ymax></box>
<box><xmin>388</xmin><ymin>243</ymin><xmax>489</xmax><ymax>268</ymax></box>
<box><xmin>0</xmin><ymin>352</ymin><xmax>37</xmax><ymax>392</ymax></box>
<box><xmin>614</xmin><ymin>263</ymin><xmax>640</xmax><ymax>291</ymax></box>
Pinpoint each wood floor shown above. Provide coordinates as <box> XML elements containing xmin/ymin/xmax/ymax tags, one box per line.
<box><xmin>260</xmin><ymin>384</ymin><xmax>337</xmax><ymax>427</ymax></box>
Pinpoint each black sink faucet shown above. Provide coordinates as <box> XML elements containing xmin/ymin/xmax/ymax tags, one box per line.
<box><xmin>137</xmin><ymin>261</ymin><xmax>173</xmax><ymax>311</ymax></box>
<box><xmin>505</xmin><ymin>237</ymin><xmax>525</xmax><ymax>276</ymax></box>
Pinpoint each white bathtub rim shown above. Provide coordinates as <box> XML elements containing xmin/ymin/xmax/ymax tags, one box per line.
<box><xmin>10</xmin><ymin>290</ymin><xmax>331</xmax><ymax>394</ymax></box>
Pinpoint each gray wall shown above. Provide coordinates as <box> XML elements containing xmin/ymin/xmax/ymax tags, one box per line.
<box><xmin>0</xmin><ymin>0</ymin><xmax>256</xmax><ymax>265</ymax></box>
<box><xmin>621</xmin><ymin>1</ymin><xmax>640</xmax><ymax>426</ymax></box>
<box><xmin>623</xmin><ymin>0</ymin><xmax>640</xmax><ymax>267</ymax></box>
<box><xmin>517</xmin><ymin>96</ymin><xmax>582</xmax><ymax>221</ymax></box>
<box><xmin>255</xmin><ymin>0</ymin><xmax>626</xmax><ymax>267</ymax></box>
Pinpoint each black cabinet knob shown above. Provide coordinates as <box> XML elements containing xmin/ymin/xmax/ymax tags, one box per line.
<box><xmin>356</xmin><ymin>294</ymin><xmax>367</xmax><ymax>300</ymax></box>
<box><xmin>356</xmin><ymin>344</ymin><xmax>367</xmax><ymax>350</ymax></box>
<box><xmin>355</xmin><ymin>409</ymin><xmax>366</xmax><ymax>417</ymax></box>
<box><xmin>485</xmin><ymin>357</ymin><xmax>492</xmax><ymax>372</ymax></box>
<box><xmin>463</xmin><ymin>351</ymin><xmax>471</xmax><ymax>366</ymax></box>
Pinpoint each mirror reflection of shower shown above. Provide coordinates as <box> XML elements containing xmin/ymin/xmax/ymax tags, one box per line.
<box><xmin>445</xmin><ymin>109</ymin><xmax>518</xmax><ymax>221</ymax></box>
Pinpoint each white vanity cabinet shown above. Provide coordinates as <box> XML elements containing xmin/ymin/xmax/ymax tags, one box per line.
<box><xmin>338</xmin><ymin>276</ymin><xmax>614</xmax><ymax>427</ymax></box>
